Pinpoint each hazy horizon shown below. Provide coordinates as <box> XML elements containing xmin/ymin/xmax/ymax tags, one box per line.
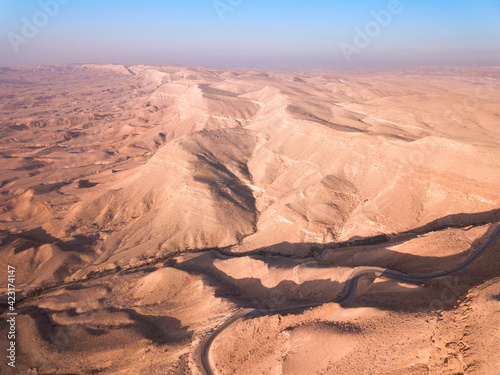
<box><xmin>1</xmin><ymin>0</ymin><xmax>499</xmax><ymax>68</ymax></box>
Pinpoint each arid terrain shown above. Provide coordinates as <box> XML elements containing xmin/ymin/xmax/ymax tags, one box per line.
<box><xmin>0</xmin><ymin>64</ymin><xmax>499</xmax><ymax>374</ymax></box>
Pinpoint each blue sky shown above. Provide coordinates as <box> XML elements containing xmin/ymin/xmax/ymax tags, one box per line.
<box><xmin>0</xmin><ymin>0</ymin><xmax>499</xmax><ymax>67</ymax></box>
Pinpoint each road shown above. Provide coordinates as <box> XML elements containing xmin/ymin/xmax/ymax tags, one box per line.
<box><xmin>199</xmin><ymin>224</ymin><xmax>500</xmax><ymax>375</ymax></box>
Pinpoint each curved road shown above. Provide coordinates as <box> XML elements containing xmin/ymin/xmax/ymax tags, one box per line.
<box><xmin>199</xmin><ymin>225</ymin><xmax>500</xmax><ymax>375</ymax></box>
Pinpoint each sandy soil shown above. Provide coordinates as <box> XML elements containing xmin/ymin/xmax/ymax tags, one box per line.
<box><xmin>0</xmin><ymin>64</ymin><xmax>499</xmax><ymax>374</ymax></box>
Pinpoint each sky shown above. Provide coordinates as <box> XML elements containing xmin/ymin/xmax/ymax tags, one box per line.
<box><xmin>0</xmin><ymin>0</ymin><xmax>499</xmax><ymax>68</ymax></box>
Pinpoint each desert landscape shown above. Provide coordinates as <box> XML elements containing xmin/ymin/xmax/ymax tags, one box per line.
<box><xmin>0</xmin><ymin>64</ymin><xmax>499</xmax><ymax>374</ymax></box>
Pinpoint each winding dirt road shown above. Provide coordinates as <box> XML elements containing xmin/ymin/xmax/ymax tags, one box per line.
<box><xmin>199</xmin><ymin>225</ymin><xmax>500</xmax><ymax>375</ymax></box>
